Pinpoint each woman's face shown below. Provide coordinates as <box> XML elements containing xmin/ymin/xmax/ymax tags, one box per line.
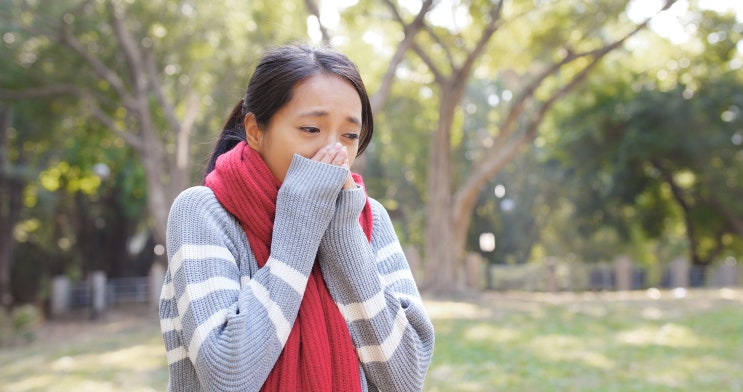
<box><xmin>246</xmin><ymin>73</ymin><xmax>363</xmax><ymax>182</ymax></box>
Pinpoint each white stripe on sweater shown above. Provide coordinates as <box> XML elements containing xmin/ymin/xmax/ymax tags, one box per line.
<box><xmin>166</xmin><ymin>346</ymin><xmax>188</xmax><ymax>365</ymax></box>
<box><xmin>187</xmin><ymin>277</ymin><xmax>240</xmax><ymax>302</ymax></box>
<box><xmin>356</xmin><ymin>307</ymin><xmax>409</xmax><ymax>363</ymax></box>
<box><xmin>187</xmin><ymin>308</ymin><xmax>231</xmax><ymax>359</ymax></box>
<box><xmin>337</xmin><ymin>290</ymin><xmax>386</xmax><ymax>323</ymax></box>
<box><xmin>375</xmin><ymin>242</ymin><xmax>403</xmax><ymax>264</ymax></box>
<box><xmin>382</xmin><ymin>269</ymin><xmax>415</xmax><ymax>287</ymax></box>
<box><xmin>162</xmin><ymin>245</ymin><xmax>237</xmax><ymax>301</ymax></box>
<box><xmin>266</xmin><ymin>256</ymin><xmax>308</xmax><ymax>295</ymax></box>
<box><xmin>249</xmin><ymin>279</ymin><xmax>293</xmax><ymax>347</ymax></box>
<box><xmin>176</xmin><ymin>277</ymin><xmax>240</xmax><ymax>319</ymax></box>
<box><xmin>160</xmin><ymin>316</ymin><xmax>182</xmax><ymax>334</ymax></box>
<box><xmin>170</xmin><ymin>244</ymin><xmax>236</xmax><ymax>275</ymax></box>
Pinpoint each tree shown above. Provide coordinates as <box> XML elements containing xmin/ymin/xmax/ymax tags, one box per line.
<box><xmin>0</xmin><ymin>0</ymin><xmax>316</xmax><ymax>305</ymax></box>
<box><xmin>0</xmin><ymin>106</ymin><xmax>22</xmax><ymax>307</ymax></box>
<box><xmin>368</xmin><ymin>0</ymin><xmax>677</xmax><ymax>293</ymax></box>
<box><xmin>0</xmin><ymin>0</ymin><xmax>305</xmax><ymax>245</ymax></box>
<box><xmin>546</xmin><ymin>8</ymin><xmax>743</xmax><ymax>275</ymax></box>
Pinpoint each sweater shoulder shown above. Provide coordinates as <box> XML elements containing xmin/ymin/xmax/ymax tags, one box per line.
<box><xmin>167</xmin><ymin>186</ymin><xmax>246</xmax><ymax>249</ymax></box>
<box><xmin>368</xmin><ymin>197</ymin><xmax>391</xmax><ymax>225</ymax></box>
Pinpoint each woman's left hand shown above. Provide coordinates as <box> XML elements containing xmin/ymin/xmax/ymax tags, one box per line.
<box><xmin>311</xmin><ymin>142</ymin><xmax>356</xmax><ymax>190</ymax></box>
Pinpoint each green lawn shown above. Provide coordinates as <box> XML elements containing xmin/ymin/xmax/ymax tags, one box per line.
<box><xmin>1</xmin><ymin>289</ymin><xmax>741</xmax><ymax>391</ymax></box>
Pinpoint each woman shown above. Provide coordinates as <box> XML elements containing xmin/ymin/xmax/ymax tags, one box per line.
<box><xmin>159</xmin><ymin>45</ymin><xmax>434</xmax><ymax>392</ymax></box>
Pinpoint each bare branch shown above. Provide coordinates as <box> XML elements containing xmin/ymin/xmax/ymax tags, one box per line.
<box><xmin>457</xmin><ymin>1</ymin><xmax>503</xmax><ymax>78</ymax></box>
<box><xmin>420</xmin><ymin>24</ymin><xmax>455</xmax><ymax>71</ymax></box>
<box><xmin>410</xmin><ymin>42</ymin><xmax>446</xmax><ymax>85</ymax></box>
<box><xmin>144</xmin><ymin>47</ymin><xmax>181</xmax><ymax>133</ymax></box>
<box><xmin>372</xmin><ymin>0</ymin><xmax>435</xmax><ymax>112</ymax></box>
<box><xmin>57</xmin><ymin>14</ymin><xmax>132</xmax><ymax>106</ymax></box>
<box><xmin>453</xmin><ymin>0</ymin><xmax>678</xmax><ymax>218</ymax></box>
<box><xmin>108</xmin><ymin>1</ymin><xmax>146</xmax><ymax>94</ymax></box>
<box><xmin>176</xmin><ymin>93</ymin><xmax>200</xmax><ymax>170</ymax></box>
<box><xmin>304</xmin><ymin>0</ymin><xmax>332</xmax><ymax>45</ymax></box>
<box><xmin>80</xmin><ymin>95</ymin><xmax>144</xmax><ymax>150</ymax></box>
<box><xmin>0</xmin><ymin>84</ymin><xmax>82</xmax><ymax>99</ymax></box>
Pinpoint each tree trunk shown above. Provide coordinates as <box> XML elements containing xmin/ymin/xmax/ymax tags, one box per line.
<box><xmin>0</xmin><ymin>107</ymin><xmax>21</xmax><ymax>308</ymax></box>
<box><xmin>139</xmin><ymin>126</ymin><xmax>171</xmax><ymax>247</ymax></box>
<box><xmin>422</xmin><ymin>89</ymin><xmax>461</xmax><ymax>294</ymax></box>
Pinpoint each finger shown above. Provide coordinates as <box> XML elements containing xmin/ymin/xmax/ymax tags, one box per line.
<box><xmin>311</xmin><ymin>144</ymin><xmax>332</xmax><ymax>162</ymax></box>
<box><xmin>316</xmin><ymin>143</ymin><xmax>343</xmax><ymax>164</ymax></box>
<box><xmin>342</xmin><ymin>174</ymin><xmax>356</xmax><ymax>190</ymax></box>
<box><xmin>330</xmin><ymin>146</ymin><xmax>347</xmax><ymax>166</ymax></box>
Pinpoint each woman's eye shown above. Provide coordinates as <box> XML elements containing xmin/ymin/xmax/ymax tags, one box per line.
<box><xmin>300</xmin><ymin>126</ymin><xmax>320</xmax><ymax>134</ymax></box>
<box><xmin>344</xmin><ymin>133</ymin><xmax>360</xmax><ymax>140</ymax></box>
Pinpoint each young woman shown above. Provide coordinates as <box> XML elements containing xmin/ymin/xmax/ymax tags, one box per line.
<box><xmin>158</xmin><ymin>45</ymin><xmax>434</xmax><ymax>392</ymax></box>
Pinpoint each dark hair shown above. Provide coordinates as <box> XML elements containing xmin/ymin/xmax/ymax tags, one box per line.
<box><xmin>204</xmin><ymin>45</ymin><xmax>374</xmax><ymax>178</ymax></box>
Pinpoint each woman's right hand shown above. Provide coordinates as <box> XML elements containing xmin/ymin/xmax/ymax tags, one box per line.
<box><xmin>311</xmin><ymin>143</ymin><xmax>356</xmax><ymax>189</ymax></box>
<box><xmin>312</xmin><ymin>142</ymin><xmax>348</xmax><ymax>167</ymax></box>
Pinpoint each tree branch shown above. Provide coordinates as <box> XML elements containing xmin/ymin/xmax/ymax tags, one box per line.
<box><xmin>0</xmin><ymin>84</ymin><xmax>81</xmax><ymax>99</ymax></box>
<box><xmin>304</xmin><ymin>0</ymin><xmax>332</xmax><ymax>45</ymax></box>
<box><xmin>57</xmin><ymin>15</ymin><xmax>133</xmax><ymax>107</ymax></box>
<box><xmin>108</xmin><ymin>1</ymin><xmax>146</xmax><ymax>95</ymax></box>
<box><xmin>81</xmin><ymin>95</ymin><xmax>144</xmax><ymax>150</ymax></box>
<box><xmin>372</xmin><ymin>0</ymin><xmax>434</xmax><ymax>113</ymax></box>
<box><xmin>411</xmin><ymin>42</ymin><xmax>446</xmax><ymax>85</ymax></box>
<box><xmin>453</xmin><ymin>0</ymin><xmax>677</xmax><ymax>219</ymax></box>
<box><xmin>144</xmin><ymin>46</ymin><xmax>181</xmax><ymax>133</ymax></box>
<box><xmin>457</xmin><ymin>1</ymin><xmax>503</xmax><ymax>79</ymax></box>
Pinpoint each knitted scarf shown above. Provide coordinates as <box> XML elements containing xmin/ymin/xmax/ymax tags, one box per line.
<box><xmin>205</xmin><ymin>141</ymin><xmax>370</xmax><ymax>391</ymax></box>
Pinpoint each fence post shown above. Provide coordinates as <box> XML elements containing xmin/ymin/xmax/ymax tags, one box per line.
<box><xmin>90</xmin><ymin>271</ymin><xmax>107</xmax><ymax>319</ymax></box>
<box><xmin>149</xmin><ymin>262</ymin><xmax>166</xmax><ymax>309</ymax></box>
<box><xmin>614</xmin><ymin>255</ymin><xmax>633</xmax><ymax>291</ymax></box>
<box><xmin>465</xmin><ymin>252</ymin><xmax>485</xmax><ymax>291</ymax></box>
<box><xmin>545</xmin><ymin>257</ymin><xmax>558</xmax><ymax>292</ymax></box>
<box><xmin>670</xmin><ymin>257</ymin><xmax>690</xmax><ymax>288</ymax></box>
<box><xmin>50</xmin><ymin>276</ymin><xmax>70</xmax><ymax>317</ymax></box>
<box><xmin>712</xmin><ymin>258</ymin><xmax>739</xmax><ymax>287</ymax></box>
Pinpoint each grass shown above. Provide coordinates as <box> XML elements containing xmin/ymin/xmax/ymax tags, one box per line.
<box><xmin>0</xmin><ymin>289</ymin><xmax>742</xmax><ymax>391</ymax></box>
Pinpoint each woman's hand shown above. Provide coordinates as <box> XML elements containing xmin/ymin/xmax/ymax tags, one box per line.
<box><xmin>311</xmin><ymin>143</ymin><xmax>356</xmax><ymax>190</ymax></box>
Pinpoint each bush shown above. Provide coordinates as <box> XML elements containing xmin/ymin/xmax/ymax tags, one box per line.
<box><xmin>0</xmin><ymin>304</ymin><xmax>41</xmax><ymax>347</ymax></box>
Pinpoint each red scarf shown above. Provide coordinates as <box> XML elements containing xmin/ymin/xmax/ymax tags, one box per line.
<box><xmin>205</xmin><ymin>141</ymin><xmax>371</xmax><ymax>391</ymax></box>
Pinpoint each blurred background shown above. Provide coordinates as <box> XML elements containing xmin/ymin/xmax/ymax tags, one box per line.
<box><xmin>0</xmin><ymin>0</ymin><xmax>742</xmax><ymax>390</ymax></box>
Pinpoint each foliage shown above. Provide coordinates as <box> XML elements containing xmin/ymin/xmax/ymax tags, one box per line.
<box><xmin>1</xmin><ymin>0</ymin><xmax>742</xmax><ymax>298</ymax></box>
<box><xmin>0</xmin><ymin>0</ymin><xmax>312</xmax><ymax>304</ymax></box>
<box><xmin>0</xmin><ymin>304</ymin><xmax>41</xmax><ymax>347</ymax></box>
<box><xmin>539</xmin><ymin>8</ymin><xmax>743</xmax><ymax>267</ymax></box>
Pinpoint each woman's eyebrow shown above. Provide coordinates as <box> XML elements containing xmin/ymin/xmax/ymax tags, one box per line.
<box><xmin>298</xmin><ymin>110</ymin><xmax>361</xmax><ymax>127</ymax></box>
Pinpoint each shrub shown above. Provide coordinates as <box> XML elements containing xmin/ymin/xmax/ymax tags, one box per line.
<box><xmin>0</xmin><ymin>304</ymin><xmax>41</xmax><ymax>347</ymax></box>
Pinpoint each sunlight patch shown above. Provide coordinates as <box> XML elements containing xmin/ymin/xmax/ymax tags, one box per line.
<box><xmin>529</xmin><ymin>334</ymin><xmax>615</xmax><ymax>369</ymax></box>
<box><xmin>463</xmin><ymin>323</ymin><xmax>520</xmax><ymax>344</ymax></box>
<box><xmin>425</xmin><ymin>300</ymin><xmax>486</xmax><ymax>320</ymax></box>
<box><xmin>617</xmin><ymin>323</ymin><xmax>706</xmax><ymax>348</ymax></box>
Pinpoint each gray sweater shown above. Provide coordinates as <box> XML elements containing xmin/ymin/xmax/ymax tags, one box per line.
<box><xmin>159</xmin><ymin>155</ymin><xmax>434</xmax><ymax>391</ymax></box>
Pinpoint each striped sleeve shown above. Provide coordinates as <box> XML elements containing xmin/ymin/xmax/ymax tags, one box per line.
<box><xmin>318</xmin><ymin>192</ymin><xmax>435</xmax><ymax>392</ymax></box>
<box><xmin>159</xmin><ymin>153</ymin><xmax>347</xmax><ymax>391</ymax></box>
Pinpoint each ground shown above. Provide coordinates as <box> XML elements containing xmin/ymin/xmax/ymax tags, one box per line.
<box><xmin>1</xmin><ymin>288</ymin><xmax>742</xmax><ymax>391</ymax></box>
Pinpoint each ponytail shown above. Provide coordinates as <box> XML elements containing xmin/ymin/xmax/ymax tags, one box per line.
<box><xmin>203</xmin><ymin>100</ymin><xmax>246</xmax><ymax>181</ymax></box>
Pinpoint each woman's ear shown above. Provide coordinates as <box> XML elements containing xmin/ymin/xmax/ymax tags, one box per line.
<box><xmin>244</xmin><ymin>113</ymin><xmax>263</xmax><ymax>151</ymax></box>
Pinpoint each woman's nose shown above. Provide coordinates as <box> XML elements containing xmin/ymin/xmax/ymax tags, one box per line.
<box><xmin>323</xmin><ymin>134</ymin><xmax>338</xmax><ymax>147</ymax></box>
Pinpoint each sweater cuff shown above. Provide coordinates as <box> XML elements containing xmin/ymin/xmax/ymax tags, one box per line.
<box><xmin>279</xmin><ymin>154</ymin><xmax>348</xmax><ymax>203</ymax></box>
<box><xmin>329</xmin><ymin>187</ymin><xmax>367</xmax><ymax>229</ymax></box>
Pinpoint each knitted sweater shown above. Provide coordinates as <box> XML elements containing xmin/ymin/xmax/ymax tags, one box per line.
<box><xmin>158</xmin><ymin>155</ymin><xmax>435</xmax><ymax>391</ymax></box>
